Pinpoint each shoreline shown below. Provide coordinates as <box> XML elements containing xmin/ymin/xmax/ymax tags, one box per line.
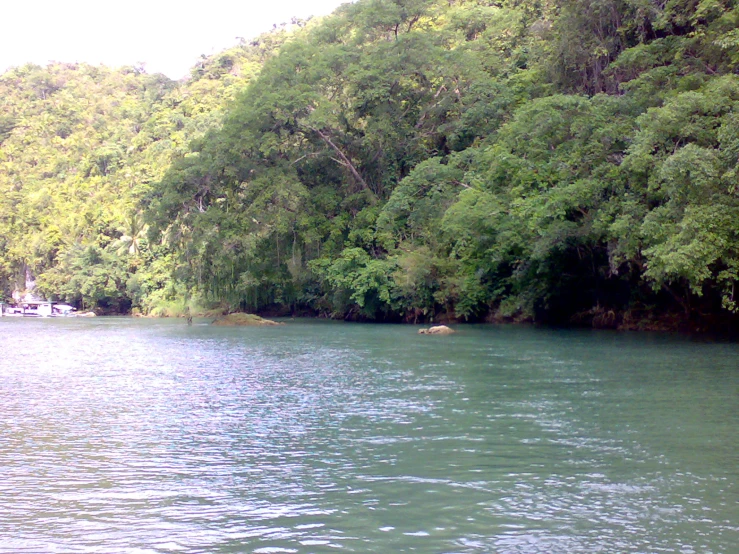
<box><xmin>10</xmin><ymin>309</ymin><xmax>737</xmax><ymax>338</ymax></box>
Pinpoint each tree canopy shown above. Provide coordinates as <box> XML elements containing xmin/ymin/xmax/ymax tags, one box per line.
<box><xmin>2</xmin><ymin>0</ymin><xmax>738</xmax><ymax>329</ymax></box>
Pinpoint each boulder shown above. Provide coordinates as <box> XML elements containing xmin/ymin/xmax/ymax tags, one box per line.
<box><xmin>211</xmin><ymin>313</ymin><xmax>283</xmax><ymax>327</ymax></box>
<box><xmin>418</xmin><ymin>325</ymin><xmax>455</xmax><ymax>335</ymax></box>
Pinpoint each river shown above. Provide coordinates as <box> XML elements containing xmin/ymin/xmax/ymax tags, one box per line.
<box><xmin>0</xmin><ymin>317</ymin><xmax>737</xmax><ymax>553</ymax></box>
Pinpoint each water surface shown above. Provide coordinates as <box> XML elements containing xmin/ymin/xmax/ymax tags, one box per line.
<box><xmin>1</xmin><ymin>318</ymin><xmax>737</xmax><ymax>553</ymax></box>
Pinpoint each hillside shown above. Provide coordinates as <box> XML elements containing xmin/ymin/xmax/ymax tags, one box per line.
<box><xmin>3</xmin><ymin>0</ymin><xmax>739</xmax><ymax>329</ymax></box>
<box><xmin>0</xmin><ymin>28</ymin><xmax>293</xmax><ymax>312</ymax></box>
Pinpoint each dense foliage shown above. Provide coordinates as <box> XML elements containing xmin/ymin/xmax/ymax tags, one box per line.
<box><xmin>2</xmin><ymin>0</ymin><xmax>739</xmax><ymax>329</ymax></box>
<box><xmin>0</xmin><ymin>30</ymin><xmax>291</xmax><ymax>313</ymax></box>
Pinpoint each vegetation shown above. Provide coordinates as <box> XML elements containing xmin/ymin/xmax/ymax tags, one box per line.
<box><xmin>2</xmin><ymin>0</ymin><xmax>739</xmax><ymax>330</ymax></box>
<box><xmin>0</xmin><ymin>29</ymin><xmax>292</xmax><ymax>313</ymax></box>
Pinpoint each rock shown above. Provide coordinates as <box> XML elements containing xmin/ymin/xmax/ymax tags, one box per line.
<box><xmin>211</xmin><ymin>313</ymin><xmax>283</xmax><ymax>327</ymax></box>
<box><xmin>77</xmin><ymin>311</ymin><xmax>96</xmax><ymax>317</ymax></box>
<box><xmin>418</xmin><ymin>325</ymin><xmax>455</xmax><ymax>335</ymax></box>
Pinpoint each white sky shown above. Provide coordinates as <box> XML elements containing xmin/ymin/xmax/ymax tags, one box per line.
<box><xmin>1</xmin><ymin>0</ymin><xmax>350</xmax><ymax>79</ymax></box>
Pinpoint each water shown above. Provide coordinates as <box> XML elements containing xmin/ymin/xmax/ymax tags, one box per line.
<box><xmin>0</xmin><ymin>318</ymin><xmax>737</xmax><ymax>553</ymax></box>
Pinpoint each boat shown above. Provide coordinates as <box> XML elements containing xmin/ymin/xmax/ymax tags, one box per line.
<box><xmin>0</xmin><ymin>301</ymin><xmax>77</xmax><ymax>317</ymax></box>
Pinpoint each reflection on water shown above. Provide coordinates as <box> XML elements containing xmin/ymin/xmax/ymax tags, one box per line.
<box><xmin>1</xmin><ymin>318</ymin><xmax>738</xmax><ymax>553</ymax></box>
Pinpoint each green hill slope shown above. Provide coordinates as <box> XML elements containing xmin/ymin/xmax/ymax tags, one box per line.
<box><xmin>0</xmin><ymin>29</ymin><xmax>292</xmax><ymax>312</ymax></box>
<box><xmin>3</xmin><ymin>0</ymin><xmax>739</xmax><ymax>330</ymax></box>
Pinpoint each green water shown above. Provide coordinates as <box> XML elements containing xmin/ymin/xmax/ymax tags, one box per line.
<box><xmin>0</xmin><ymin>318</ymin><xmax>737</xmax><ymax>553</ymax></box>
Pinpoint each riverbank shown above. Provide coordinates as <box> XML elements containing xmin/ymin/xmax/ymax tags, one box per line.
<box><xmin>69</xmin><ymin>295</ymin><xmax>739</xmax><ymax>335</ymax></box>
<box><xmin>152</xmin><ymin>306</ymin><xmax>739</xmax><ymax>336</ymax></box>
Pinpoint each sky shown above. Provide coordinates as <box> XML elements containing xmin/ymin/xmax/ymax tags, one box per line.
<box><xmin>1</xmin><ymin>0</ymin><xmax>350</xmax><ymax>79</ymax></box>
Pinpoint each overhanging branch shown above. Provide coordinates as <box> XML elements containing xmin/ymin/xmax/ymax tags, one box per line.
<box><xmin>310</xmin><ymin>127</ymin><xmax>369</xmax><ymax>191</ymax></box>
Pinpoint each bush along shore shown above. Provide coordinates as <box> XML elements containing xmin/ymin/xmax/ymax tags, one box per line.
<box><xmin>3</xmin><ymin>0</ymin><xmax>739</xmax><ymax>333</ymax></box>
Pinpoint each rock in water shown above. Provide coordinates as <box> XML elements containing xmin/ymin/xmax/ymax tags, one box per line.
<box><xmin>211</xmin><ymin>313</ymin><xmax>283</xmax><ymax>327</ymax></box>
<box><xmin>418</xmin><ymin>325</ymin><xmax>455</xmax><ymax>335</ymax></box>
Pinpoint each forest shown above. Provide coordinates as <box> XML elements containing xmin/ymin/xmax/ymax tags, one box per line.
<box><xmin>1</xmin><ymin>0</ymin><xmax>738</xmax><ymax>330</ymax></box>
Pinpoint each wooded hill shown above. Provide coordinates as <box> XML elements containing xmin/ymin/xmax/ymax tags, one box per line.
<box><xmin>2</xmin><ymin>0</ymin><xmax>739</xmax><ymax>330</ymax></box>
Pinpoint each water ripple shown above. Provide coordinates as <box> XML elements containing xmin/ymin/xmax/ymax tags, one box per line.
<box><xmin>1</xmin><ymin>318</ymin><xmax>738</xmax><ymax>552</ymax></box>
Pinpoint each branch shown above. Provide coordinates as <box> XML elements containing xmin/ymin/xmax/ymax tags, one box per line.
<box><xmin>407</xmin><ymin>15</ymin><xmax>421</xmax><ymax>33</ymax></box>
<box><xmin>291</xmin><ymin>151</ymin><xmax>320</xmax><ymax>165</ymax></box>
<box><xmin>311</xmin><ymin>127</ymin><xmax>370</xmax><ymax>191</ymax></box>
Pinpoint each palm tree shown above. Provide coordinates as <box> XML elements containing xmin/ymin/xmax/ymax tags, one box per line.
<box><xmin>113</xmin><ymin>212</ymin><xmax>148</xmax><ymax>256</ymax></box>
